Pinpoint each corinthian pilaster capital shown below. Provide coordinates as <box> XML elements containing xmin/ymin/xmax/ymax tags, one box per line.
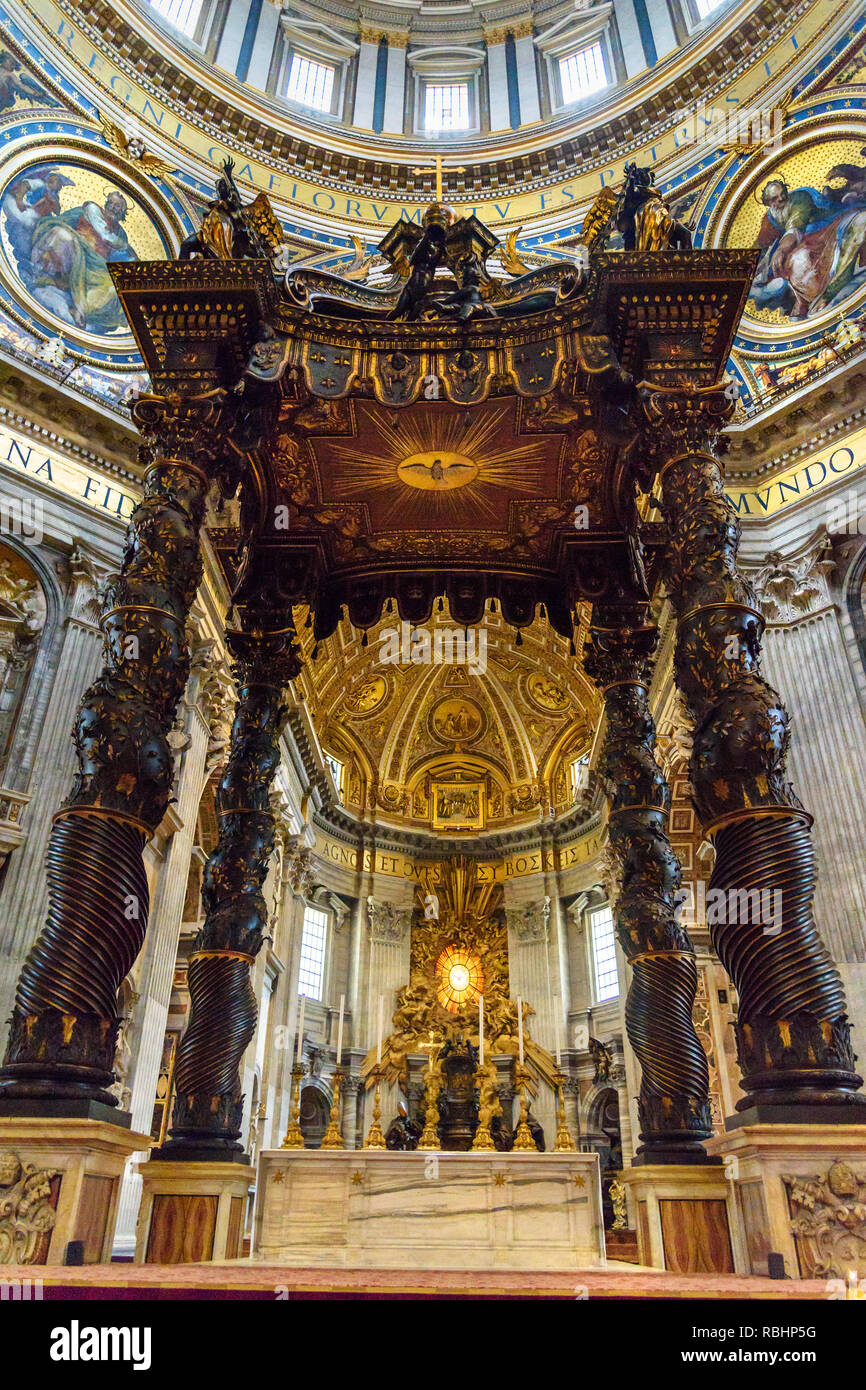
<box><xmin>366</xmin><ymin>896</ymin><xmax>410</xmax><ymax>943</ymax></box>
<box><xmin>64</xmin><ymin>542</ymin><xmax>112</xmax><ymax>629</ymax></box>
<box><xmin>748</xmin><ymin>536</ymin><xmax>835</xmax><ymax>625</ymax></box>
<box><xmin>198</xmin><ymin>654</ymin><xmax>234</xmax><ymax>748</ymax></box>
<box><xmin>283</xmin><ymin>835</ymin><xmax>316</xmax><ymax>896</ymax></box>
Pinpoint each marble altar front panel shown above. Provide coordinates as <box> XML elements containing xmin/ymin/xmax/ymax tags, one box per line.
<box><xmin>254</xmin><ymin>1150</ymin><xmax>605</xmax><ymax>1270</ymax></box>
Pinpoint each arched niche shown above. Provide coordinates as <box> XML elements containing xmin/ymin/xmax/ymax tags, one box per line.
<box><xmin>298</xmin><ymin>1081</ymin><xmax>331</xmax><ymax>1148</ymax></box>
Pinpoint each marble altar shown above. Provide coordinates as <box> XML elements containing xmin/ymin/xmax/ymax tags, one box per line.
<box><xmin>254</xmin><ymin>1149</ymin><xmax>605</xmax><ymax>1270</ymax></box>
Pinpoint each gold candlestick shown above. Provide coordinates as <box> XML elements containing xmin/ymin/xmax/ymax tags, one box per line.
<box><xmin>552</xmin><ymin>1072</ymin><xmax>577</xmax><ymax>1151</ymax></box>
<box><xmin>471</xmin><ymin>1061</ymin><xmax>495</xmax><ymax>1150</ymax></box>
<box><xmin>364</xmin><ymin>1068</ymin><xmax>387</xmax><ymax>1148</ymax></box>
<box><xmin>321</xmin><ymin>1065</ymin><xmax>345</xmax><ymax>1149</ymax></box>
<box><xmin>281</xmin><ymin>1062</ymin><xmax>306</xmax><ymax>1148</ymax></box>
<box><xmin>418</xmin><ymin>1065</ymin><xmax>441</xmax><ymax>1151</ymax></box>
<box><xmin>512</xmin><ymin>1063</ymin><xmax>535</xmax><ymax>1151</ymax></box>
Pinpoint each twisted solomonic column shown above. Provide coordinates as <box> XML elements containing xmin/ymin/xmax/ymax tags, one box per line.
<box><xmin>585</xmin><ymin>610</ymin><xmax>714</xmax><ymax>1162</ymax></box>
<box><xmin>0</xmin><ymin>389</ymin><xmax>232</xmax><ymax>1117</ymax></box>
<box><xmin>643</xmin><ymin>385</ymin><xmax>864</xmax><ymax>1120</ymax></box>
<box><xmin>156</xmin><ymin>631</ymin><xmax>301</xmax><ymax>1160</ymax></box>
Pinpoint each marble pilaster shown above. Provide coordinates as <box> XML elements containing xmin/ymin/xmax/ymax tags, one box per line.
<box><xmin>513</xmin><ymin>32</ymin><xmax>540</xmax><ymax>125</ymax></box>
<box><xmin>246</xmin><ymin>0</ymin><xmax>279</xmax><ymax>89</ymax></box>
<box><xmin>486</xmin><ymin>38</ymin><xmax>510</xmax><ymax>130</ymax></box>
<box><xmin>612</xmin><ymin>0</ymin><xmax>648</xmax><ymax>78</ymax></box>
<box><xmin>748</xmin><ymin>539</ymin><xmax>866</xmax><ymax>966</ymax></box>
<box><xmin>0</xmin><ymin>548</ymin><xmax>107</xmax><ymax>1044</ymax></box>
<box><xmin>505</xmin><ymin>899</ymin><xmax>557</xmax><ymax>1140</ymax></box>
<box><xmin>353</xmin><ymin>37</ymin><xmax>379</xmax><ymax>128</ymax></box>
<box><xmin>383</xmin><ymin>41</ymin><xmax>406</xmax><ymax>134</ymax></box>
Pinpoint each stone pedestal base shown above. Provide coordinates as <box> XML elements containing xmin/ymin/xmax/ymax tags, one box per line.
<box><xmin>706</xmin><ymin>1123</ymin><xmax>866</xmax><ymax>1282</ymax></box>
<box><xmin>0</xmin><ymin>1117</ymin><xmax>151</xmax><ymax>1265</ymax></box>
<box><xmin>135</xmin><ymin>1160</ymin><xmax>253</xmax><ymax>1264</ymax></box>
<box><xmin>619</xmin><ymin>1163</ymin><xmax>737</xmax><ymax>1274</ymax></box>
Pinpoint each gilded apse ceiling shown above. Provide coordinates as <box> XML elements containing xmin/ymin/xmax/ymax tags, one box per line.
<box><xmin>292</xmin><ymin>601</ymin><xmax>598</xmax><ymax>833</ymax></box>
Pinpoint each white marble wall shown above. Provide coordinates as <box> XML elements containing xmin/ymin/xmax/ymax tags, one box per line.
<box><xmin>748</xmin><ymin>536</ymin><xmax>866</xmax><ymax>967</ymax></box>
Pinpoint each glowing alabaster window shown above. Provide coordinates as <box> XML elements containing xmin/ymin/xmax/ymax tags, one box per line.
<box><xmin>298</xmin><ymin>906</ymin><xmax>328</xmax><ymax>1001</ymax></box>
<box><xmin>559</xmin><ymin>43</ymin><xmax>607</xmax><ymax>104</ymax></box>
<box><xmin>424</xmin><ymin>83</ymin><xmax>471</xmax><ymax>132</ymax></box>
<box><xmin>149</xmin><ymin>0</ymin><xmax>201</xmax><ymax>37</ymax></box>
<box><xmin>435</xmin><ymin>945</ymin><xmax>483</xmax><ymax>1012</ymax></box>
<box><xmin>696</xmin><ymin>0</ymin><xmax>723</xmax><ymax>15</ymax></box>
<box><xmin>286</xmin><ymin>54</ymin><xmax>335</xmax><ymax>113</ymax></box>
<box><xmin>590</xmin><ymin>904</ymin><xmax>619</xmax><ymax>1003</ymax></box>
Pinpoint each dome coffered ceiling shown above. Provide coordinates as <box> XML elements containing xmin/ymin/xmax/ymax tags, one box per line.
<box><xmin>293</xmin><ymin>601</ymin><xmax>598</xmax><ymax>832</ymax></box>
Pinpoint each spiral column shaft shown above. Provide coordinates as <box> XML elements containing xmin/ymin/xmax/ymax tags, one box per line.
<box><xmin>644</xmin><ymin>385</ymin><xmax>863</xmax><ymax>1116</ymax></box>
<box><xmin>0</xmin><ymin>391</ymin><xmax>229</xmax><ymax>1112</ymax></box>
<box><xmin>585</xmin><ymin>610</ymin><xmax>713</xmax><ymax>1162</ymax></box>
<box><xmin>157</xmin><ymin>631</ymin><xmax>300</xmax><ymax>1160</ymax></box>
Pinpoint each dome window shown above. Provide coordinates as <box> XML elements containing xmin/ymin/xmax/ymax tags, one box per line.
<box><xmin>559</xmin><ymin>42</ymin><xmax>607</xmax><ymax>105</ymax></box>
<box><xmin>149</xmin><ymin>0</ymin><xmax>201</xmax><ymax>39</ymax></box>
<box><xmin>286</xmin><ymin>53</ymin><xmax>335</xmax><ymax>113</ymax></box>
<box><xmin>424</xmin><ymin>83</ymin><xmax>471</xmax><ymax>133</ymax></box>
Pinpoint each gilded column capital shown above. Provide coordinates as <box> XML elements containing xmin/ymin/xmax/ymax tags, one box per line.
<box><xmin>132</xmin><ymin>386</ymin><xmax>234</xmax><ymax>477</ymax></box>
<box><xmin>639</xmin><ymin>384</ymin><xmax>735</xmax><ymax>477</ymax></box>
<box><xmin>583</xmin><ymin>613</ymin><xmax>657</xmax><ymax>691</ymax></box>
